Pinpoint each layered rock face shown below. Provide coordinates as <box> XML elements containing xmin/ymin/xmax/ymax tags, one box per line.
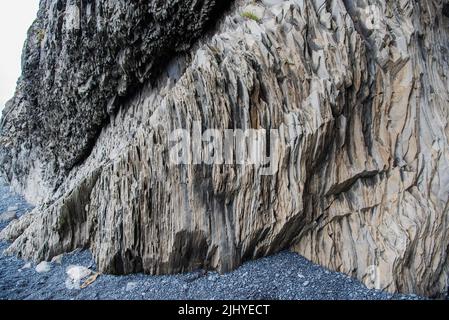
<box><xmin>1</xmin><ymin>0</ymin><xmax>449</xmax><ymax>297</ymax></box>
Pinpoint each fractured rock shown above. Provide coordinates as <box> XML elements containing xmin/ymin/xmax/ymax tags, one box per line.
<box><xmin>1</xmin><ymin>0</ymin><xmax>449</xmax><ymax>298</ymax></box>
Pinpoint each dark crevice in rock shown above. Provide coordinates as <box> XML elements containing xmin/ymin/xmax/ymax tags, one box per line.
<box><xmin>443</xmin><ymin>3</ymin><xmax>449</xmax><ymax>17</ymax></box>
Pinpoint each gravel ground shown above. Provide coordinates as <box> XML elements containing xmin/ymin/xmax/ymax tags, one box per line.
<box><xmin>0</xmin><ymin>179</ymin><xmax>423</xmax><ymax>300</ymax></box>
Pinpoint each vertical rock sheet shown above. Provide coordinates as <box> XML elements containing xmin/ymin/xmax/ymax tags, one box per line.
<box><xmin>1</xmin><ymin>0</ymin><xmax>449</xmax><ymax>297</ymax></box>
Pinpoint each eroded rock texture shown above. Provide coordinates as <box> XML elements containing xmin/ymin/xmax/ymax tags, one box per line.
<box><xmin>1</xmin><ymin>0</ymin><xmax>449</xmax><ymax>297</ymax></box>
<box><xmin>0</xmin><ymin>0</ymin><xmax>230</xmax><ymax>202</ymax></box>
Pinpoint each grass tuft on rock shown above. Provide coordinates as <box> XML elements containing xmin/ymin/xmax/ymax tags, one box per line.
<box><xmin>241</xmin><ymin>11</ymin><xmax>261</xmax><ymax>23</ymax></box>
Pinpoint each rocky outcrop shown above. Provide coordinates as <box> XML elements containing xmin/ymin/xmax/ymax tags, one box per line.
<box><xmin>1</xmin><ymin>0</ymin><xmax>449</xmax><ymax>298</ymax></box>
<box><xmin>0</xmin><ymin>0</ymin><xmax>231</xmax><ymax>202</ymax></box>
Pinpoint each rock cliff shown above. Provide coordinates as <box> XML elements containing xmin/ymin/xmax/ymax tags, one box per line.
<box><xmin>1</xmin><ymin>0</ymin><xmax>449</xmax><ymax>297</ymax></box>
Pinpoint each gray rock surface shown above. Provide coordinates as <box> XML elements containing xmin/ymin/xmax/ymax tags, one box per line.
<box><xmin>0</xmin><ymin>0</ymin><xmax>231</xmax><ymax>201</ymax></box>
<box><xmin>1</xmin><ymin>0</ymin><xmax>449</xmax><ymax>299</ymax></box>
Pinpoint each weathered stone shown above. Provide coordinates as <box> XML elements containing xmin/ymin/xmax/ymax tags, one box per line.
<box><xmin>66</xmin><ymin>265</ymin><xmax>92</xmax><ymax>281</ymax></box>
<box><xmin>1</xmin><ymin>0</ymin><xmax>449</xmax><ymax>298</ymax></box>
<box><xmin>65</xmin><ymin>265</ymin><xmax>92</xmax><ymax>290</ymax></box>
<box><xmin>51</xmin><ymin>254</ymin><xmax>64</xmax><ymax>264</ymax></box>
<box><xmin>35</xmin><ymin>261</ymin><xmax>51</xmax><ymax>273</ymax></box>
<box><xmin>21</xmin><ymin>262</ymin><xmax>32</xmax><ymax>270</ymax></box>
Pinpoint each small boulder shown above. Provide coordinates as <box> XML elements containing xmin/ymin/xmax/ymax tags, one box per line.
<box><xmin>66</xmin><ymin>265</ymin><xmax>92</xmax><ymax>281</ymax></box>
<box><xmin>65</xmin><ymin>265</ymin><xmax>92</xmax><ymax>290</ymax></box>
<box><xmin>35</xmin><ymin>261</ymin><xmax>51</xmax><ymax>273</ymax></box>
<box><xmin>51</xmin><ymin>254</ymin><xmax>64</xmax><ymax>264</ymax></box>
<box><xmin>21</xmin><ymin>262</ymin><xmax>32</xmax><ymax>270</ymax></box>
